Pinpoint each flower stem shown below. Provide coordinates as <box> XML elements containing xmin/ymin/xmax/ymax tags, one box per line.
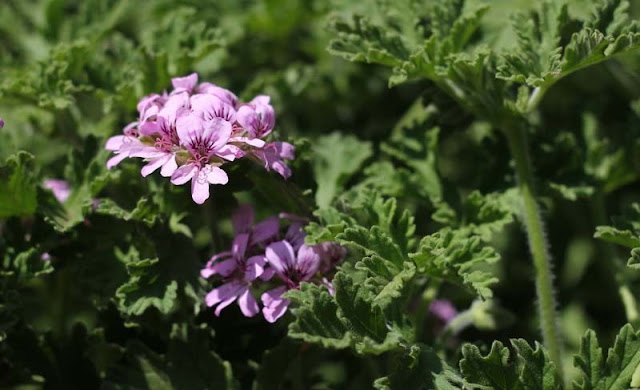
<box><xmin>505</xmin><ymin>125</ymin><xmax>563</xmax><ymax>380</ymax></box>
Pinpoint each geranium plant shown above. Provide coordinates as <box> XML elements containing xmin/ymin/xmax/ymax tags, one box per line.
<box><xmin>1</xmin><ymin>0</ymin><xmax>640</xmax><ymax>389</ymax></box>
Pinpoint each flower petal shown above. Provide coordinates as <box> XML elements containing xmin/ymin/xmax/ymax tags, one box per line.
<box><xmin>205</xmin><ymin>281</ymin><xmax>243</xmax><ymax>307</ymax></box>
<box><xmin>106</xmin><ymin>153</ymin><xmax>128</xmax><ymax>169</ymax></box>
<box><xmin>160</xmin><ymin>155</ymin><xmax>178</xmax><ymax>177</ymax></box>
<box><xmin>261</xmin><ymin>286</ymin><xmax>290</xmax><ymax>323</ymax></box>
<box><xmin>204</xmin><ymin>165</ymin><xmax>228</xmax><ymax>185</ymax></box>
<box><xmin>236</xmin><ymin>106</ymin><xmax>259</xmax><ymax>135</ymax></box>
<box><xmin>296</xmin><ymin>244</ymin><xmax>321</xmax><ymax>281</ymax></box>
<box><xmin>244</xmin><ymin>255</ymin><xmax>266</xmax><ymax>281</ymax></box>
<box><xmin>265</xmin><ymin>241</ymin><xmax>295</xmax><ymax>277</ymax></box>
<box><xmin>201</xmin><ymin>258</ymin><xmax>237</xmax><ymax>279</ymax></box>
<box><xmin>171</xmin><ymin>73</ymin><xmax>198</xmax><ymax>92</ymax></box>
<box><xmin>170</xmin><ymin>164</ymin><xmax>197</xmax><ymax>185</ymax></box>
<box><xmin>232</xmin><ymin>233</ymin><xmax>249</xmax><ymax>261</ymax></box>
<box><xmin>250</xmin><ymin>216</ymin><xmax>279</xmax><ymax>245</ymax></box>
<box><xmin>176</xmin><ymin>114</ymin><xmax>202</xmax><ymax>147</ymax></box>
<box><xmin>238</xmin><ymin>288</ymin><xmax>259</xmax><ymax>317</ymax></box>
<box><xmin>259</xmin><ymin>267</ymin><xmax>276</xmax><ymax>281</ymax></box>
<box><xmin>191</xmin><ymin>175</ymin><xmax>210</xmax><ymax>204</ymax></box>
<box><xmin>105</xmin><ymin>135</ymin><xmax>125</xmax><ymax>151</ymax></box>
<box><xmin>202</xmin><ymin>118</ymin><xmax>232</xmax><ymax>151</ymax></box>
<box><xmin>141</xmin><ymin>154</ymin><xmax>171</xmax><ymax>177</ymax></box>
<box><xmin>232</xmin><ymin>204</ymin><xmax>255</xmax><ymax>234</ymax></box>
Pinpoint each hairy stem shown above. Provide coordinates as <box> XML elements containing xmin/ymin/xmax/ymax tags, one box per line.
<box><xmin>505</xmin><ymin>125</ymin><xmax>563</xmax><ymax>380</ymax></box>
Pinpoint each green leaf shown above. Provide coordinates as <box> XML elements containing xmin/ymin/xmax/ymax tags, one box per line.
<box><xmin>390</xmin><ymin>4</ymin><xmax>489</xmax><ymax>86</ymax></box>
<box><xmin>594</xmin><ymin>226</ymin><xmax>640</xmax><ymax>249</ymax></box>
<box><xmin>312</xmin><ymin>132</ymin><xmax>372</xmax><ymax>208</ymax></box>
<box><xmin>459</xmin><ymin>339</ymin><xmax>559</xmax><ymax>389</ymax></box>
<box><xmin>0</xmin><ymin>152</ymin><xmax>38</xmax><ymax>218</ymax></box>
<box><xmin>594</xmin><ymin>203</ymin><xmax>640</xmax><ymax>269</ymax></box>
<box><xmin>409</xmin><ymin>228</ymin><xmax>500</xmax><ymax>299</ymax></box>
<box><xmin>373</xmin><ymin>344</ymin><xmax>451</xmax><ymax>390</ymax></box>
<box><xmin>432</xmin><ymin>189</ymin><xmax>518</xmax><ymax>241</ymax></box>
<box><xmin>114</xmin><ymin>229</ymin><xmax>203</xmax><ymax>317</ymax></box>
<box><xmin>94</xmin><ymin>198</ymin><xmax>159</xmax><ymax>227</ymax></box>
<box><xmin>328</xmin><ymin>14</ymin><xmax>410</xmax><ymax>67</ymax></box>
<box><xmin>497</xmin><ymin>0</ymin><xmax>640</xmax><ymax>95</ymax></box>
<box><xmin>1</xmin><ymin>247</ymin><xmax>54</xmax><ymax>280</ymax></box>
<box><xmin>496</xmin><ymin>1</ymin><xmax>568</xmax><ymax>86</ymax></box>
<box><xmin>381</xmin><ymin>121</ymin><xmax>442</xmax><ymax>200</ymax></box>
<box><xmin>103</xmin><ymin>324</ymin><xmax>237</xmax><ymax>390</ymax></box>
<box><xmin>287</xmin><ymin>283</ymin><xmax>353</xmax><ymax>351</ymax></box>
<box><xmin>288</xmin><ymin>273</ymin><xmax>408</xmax><ymax>355</ymax></box>
<box><xmin>574</xmin><ymin>324</ymin><xmax>640</xmax><ymax>390</ymax></box>
<box><xmin>308</xmin><ymin>190</ymin><xmax>416</xmax><ymax>255</ymax></box>
<box><xmin>40</xmin><ymin>139</ymin><xmax>115</xmax><ymax>232</ymax></box>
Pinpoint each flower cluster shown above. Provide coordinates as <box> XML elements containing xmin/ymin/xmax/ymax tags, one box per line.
<box><xmin>201</xmin><ymin>205</ymin><xmax>346</xmax><ymax>323</ymax></box>
<box><xmin>105</xmin><ymin>73</ymin><xmax>295</xmax><ymax>204</ymax></box>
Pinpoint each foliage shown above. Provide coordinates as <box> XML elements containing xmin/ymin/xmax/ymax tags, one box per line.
<box><xmin>2</xmin><ymin>0</ymin><xmax>640</xmax><ymax>388</ymax></box>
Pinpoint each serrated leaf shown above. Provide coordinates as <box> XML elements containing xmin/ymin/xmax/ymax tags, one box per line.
<box><xmin>497</xmin><ymin>0</ymin><xmax>640</xmax><ymax>105</ymax></box>
<box><xmin>287</xmin><ymin>269</ymin><xmax>412</xmax><ymax>355</ymax></box>
<box><xmin>409</xmin><ymin>228</ymin><xmax>499</xmax><ymax>298</ymax></box>
<box><xmin>94</xmin><ymin>198</ymin><xmax>159</xmax><ymax>227</ymax></box>
<box><xmin>287</xmin><ymin>283</ymin><xmax>353</xmax><ymax>350</ymax></box>
<box><xmin>0</xmin><ymin>152</ymin><xmax>38</xmax><ymax>218</ymax></box>
<box><xmin>574</xmin><ymin>324</ymin><xmax>640</xmax><ymax>390</ymax></box>
<box><xmin>460</xmin><ymin>339</ymin><xmax>559</xmax><ymax>389</ymax></box>
<box><xmin>103</xmin><ymin>324</ymin><xmax>236</xmax><ymax>390</ymax></box>
<box><xmin>594</xmin><ymin>226</ymin><xmax>640</xmax><ymax>249</ymax></box>
<box><xmin>433</xmin><ymin>189</ymin><xmax>518</xmax><ymax>241</ymax></box>
<box><xmin>114</xmin><ymin>229</ymin><xmax>203</xmax><ymax>317</ymax></box>
<box><xmin>312</xmin><ymin>132</ymin><xmax>372</xmax><ymax>208</ymax></box>
<box><xmin>594</xmin><ymin>204</ymin><xmax>640</xmax><ymax>269</ymax></box>
<box><xmin>328</xmin><ymin>14</ymin><xmax>410</xmax><ymax>67</ymax></box>
<box><xmin>373</xmin><ymin>344</ymin><xmax>451</xmax><ymax>390</ymax></box>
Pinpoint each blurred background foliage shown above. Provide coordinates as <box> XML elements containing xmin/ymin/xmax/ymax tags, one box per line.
<box><xmin>1</xmin><ymin>0</ymin><xmax>640</xmax><ymax>389</ymax></box>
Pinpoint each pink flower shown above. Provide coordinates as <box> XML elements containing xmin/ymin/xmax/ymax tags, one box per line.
<box><xmin>190</xmin><ymin>94</ymin><xmax>236</xmax><ymax>123</ymax></box>
<box><xmin>429</xmin><ymin>299</ymin><xmax>457</xmax><ymax>324</ymax></box>
<box><xmin>261</xmin><ymin>241</ymin><xmax>321</xmax><ymax>322</ymax></box>
<box><xmin>203</xmin><ymin>233</ymin><xmax>267</xmax><ymax>317</ymax></box>
<box><xmin>170</xmin><ymin>115</ymin><xmax>235</xmax><ymax>204</ymax></box>
<box><xmin>0</xmin><ymin>118</ymin><xmax>4</xmax><ymax>128</ymax></box>
<box><xmin>232</xmin><ymin>204</ymin><xmax>280</xmax><ymax>246</ymax></box>
<box><xmin>43</xmin><ymin>179</ymin><xmax>71</xmax><ymax>203</ymax></box>
<box><xmin>315</xmin><ymin>241</ymin><xmax>347</xmax><ymax>273</ymax></box>
<box><xmin>171</xmin><ymin>73</ymin><xmax>199</xmax><ymax>95</ymax></box>
<box><xmin>196</xmin><ymin>83</ymin><xmax>238</xmax><ymax>107</ymax></box>
<box><xmin>251</xmin><ymin>142</ymin><xmax>295</xmax><ymax>179</ymax></box>
<box><xmin>237</xmin><ymin>96</ymin><xmax>276</xmax><ymax>139</ymax></box>
<box><xmin>104</xmin><ymin>73</ymin><xmax>295</xmax><ymax>204</ymax></box>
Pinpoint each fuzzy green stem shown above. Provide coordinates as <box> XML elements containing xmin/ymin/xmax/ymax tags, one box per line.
<box><xmin>505</xmin><ymin>125</ymin><xmax>563</xmax><ymax>380</ymax></box>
